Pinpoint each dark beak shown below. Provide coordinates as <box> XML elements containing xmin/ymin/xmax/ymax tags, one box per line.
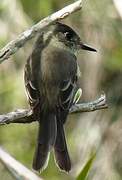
<box><xmin>80</xmin><ymin>43</ymin><xmax>97</xmax><ymax>52</ymax></box>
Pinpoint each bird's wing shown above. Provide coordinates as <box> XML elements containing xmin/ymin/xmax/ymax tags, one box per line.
<box><xmin>24</xmin><ymin>33</ymin><xmax>45</xmax><ymax>112</ymax></box>
<box><xmin>59</xmin><ymin>53</ymin><xmax>78</xmax><ymax>110</ymax></box>
<box><xmin>54</xmin><ymin>62</ymin><xmax>78</xmax><ymax>172</ymax></box>
<box><xmin>59</xmin><ymin>78</ymin><xmax>77</xmax><ymax>110</ymax></box>
<box><xmin>24</xmin><ymin>59</ymin><xmax>40</xmax><ymax>111</ymax></box>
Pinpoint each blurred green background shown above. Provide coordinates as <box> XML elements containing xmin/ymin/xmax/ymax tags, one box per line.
<box><xmin>0</xmin><ymin>0</ymin><xmax>122</xmax><ymax>180</ymax></box>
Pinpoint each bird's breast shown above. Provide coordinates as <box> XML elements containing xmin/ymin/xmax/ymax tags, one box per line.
<box><xmin>40</xmin><ymin>46</ymin><xmax>77</xmax><ymax>108</ymax></box>
<box><xmin>41</xmin><ymin>46</ymin><xmax>77</xmax><ymax>83</ymax></box>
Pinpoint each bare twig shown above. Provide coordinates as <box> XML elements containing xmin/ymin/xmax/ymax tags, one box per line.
<box><xmin>0</xmin><ymin>147</ymin><xmax>42</xmax><ymax>180</ymax></box>
<box><xmin>0</xmin><ymin>94</ymin><xmax>108</xmax><ymax>125</ymax></box>
<box><xmin>0</xmin><ymin>0</ymin><xmax>82</xmax><ymax>63</ymax></box>
<box><xmin>113</xmin><ymin>0</ymin><xmax>122</xmax><ymax>19</ymax></box>
<box><xmin>70</xmin><ymin>94</ymin><xmax>108</xmax><ymax>113</ymax></box>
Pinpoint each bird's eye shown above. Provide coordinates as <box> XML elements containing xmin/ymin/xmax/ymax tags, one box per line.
<box><xmin>64</xmin><ymin>32</ymin><xmax>72</xmax><ymax>41</ymax></box>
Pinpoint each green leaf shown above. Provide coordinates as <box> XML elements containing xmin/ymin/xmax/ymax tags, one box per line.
<box><xmin>76</xmin><ymin>152</ymin><xmax>96</xmax><ymax>180</ymax></box>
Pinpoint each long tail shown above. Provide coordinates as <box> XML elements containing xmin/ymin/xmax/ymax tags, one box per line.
<box><xmin>54</xmin><ymin>112</ymin><xmax>71</xmax><ymax>172</ymax></box>
<box><xmin>33</xmin><ymin>112</ymin><xmax>57</xmax><ymax>171</ymax></box>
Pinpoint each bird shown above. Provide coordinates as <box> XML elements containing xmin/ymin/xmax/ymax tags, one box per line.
<box><xmin>24</xmin><ymin>22</ymin><xmax>96</xmax><ymax>173</ymax></box>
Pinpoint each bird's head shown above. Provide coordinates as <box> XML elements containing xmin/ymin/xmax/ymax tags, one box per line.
<box><xmin>49</xmin><ymin>22</ymin><xmax>97</xmax><ymax>53</ymax></box>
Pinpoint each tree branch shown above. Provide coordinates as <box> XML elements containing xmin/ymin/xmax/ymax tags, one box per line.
<box><xmin>0</xmin><ymin>147</ymin><xmax>42</xmax><ymax>180</ymax></box>
<box><xmin>113</xmin><ymin>0</ymin><xmax>122</xmax><ymax>19</ymax></box>
<box><xmin>70</xmin><ymin>94</ymin><xmax>108</xmax><ymax>113</ymax></box>
<box><xmin>0</xmin><ymin>0</ymin><xmax>83</xmax><ymax>63</ymax></box>
<box><xmin>0</xmin><ymin>94</ymin><xmax>108</xmax><ymax>125</ymax></box>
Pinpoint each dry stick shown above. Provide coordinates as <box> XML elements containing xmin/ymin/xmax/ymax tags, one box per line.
<box><xmin>70</xmin><ymin>94</ymin><xmax>107</xmax><ymax>113</ymax></box>
<box><xmin>113</xmin><ymin>0</ymin><xmax>122</xmax><ymax>19</ymax></box>
<box><xmin>0</xmin><ymin>147</ymin><xmax>42</xmax><ymax>180</ymax></box>
<box><xmin>0</xmin><ymin>0</ymin><xmax>83</xmax><ymax>63</ymax></box>
<box><xmin>0</xmin><ymin>94</ymin><xmax>108</xmax><ymax>125</ymax></box>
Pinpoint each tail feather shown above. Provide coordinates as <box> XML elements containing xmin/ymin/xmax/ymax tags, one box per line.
<box><xmin>54</xmin><ymin>119</ymin><xmax>71</xmax><ymax>172</ymax></box>
<box><xmin>33</xmin><ymin>112</ymin><xmax>57</xmax><ymax>171</ymax></box>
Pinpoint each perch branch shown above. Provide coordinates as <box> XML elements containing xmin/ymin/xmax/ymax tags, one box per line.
<box><xmin>0</xmin><ymin>147</ymin><xmax>42</xmax><ymax>180</ymax></box>
<box><xmin>70</xmin><ymin>94</ymin><xmax>108</xmax><ymax>113</ymax></box>
<box><xmin>0</xmin><ymin>94</ymin><xmax>108</xmax><ymax>125</ymax></box>
<box><xmin>0</xmin><ymin>0</ymin><xmax>83</xmax><ymax>63</ymax></box>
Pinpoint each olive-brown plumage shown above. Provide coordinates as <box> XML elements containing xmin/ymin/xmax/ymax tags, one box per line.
<box><xmin>24</xmin><ymin>22</ymin><xmax>96</xmax><ymax>172</ymax></box>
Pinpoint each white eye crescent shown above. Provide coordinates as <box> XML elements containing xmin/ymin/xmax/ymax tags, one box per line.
<box><xmin>64</xmin><ymin>32</ymin><xmax>69</xmax><ymax>36</ymax></box>
<box><xmin>64</xmin><ymin>32</ymin><xmax>72</xmax><ymax>40</ymax></box>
